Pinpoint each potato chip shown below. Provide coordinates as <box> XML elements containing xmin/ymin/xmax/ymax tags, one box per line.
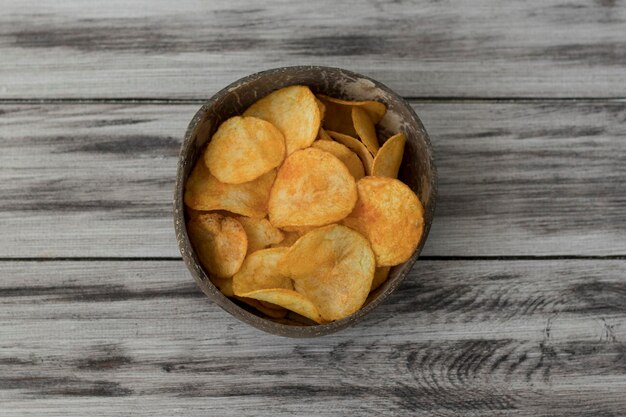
<box><xmin>184</xmin><ymin>160</ymin><xmax>276</xmax><ymax>218</ymax></box>
<box><xmin>352</xmin><ymin>107</ymin><xmax>379</xmax><ymax>155</ymax></box>
<box><xmin>372</xmin><ymin>132</ymin><xmax>406</xmax><ymax>178</ymax></box>
<box><xmin>318</xmin><ymin>127</ymin><xmax>332</xmax><ymax>141</ymax></box>
<box><xmin>204</xmin><ymin>116</ymin><xmax>285</xmax><ymax>184</ymax></box>
<box><xmin>244</xmin><ymin>85</ymin><xmax>320</xmax><ymax>155</ymax></box>
<box><xmin>237</xmin><ymin>288</ymin><xmax>324</xmax><ymax>324</ymax></box>
<box><xmin>317</xmin><ymin>96</ymin><xmax>356</xmax><ymax>136</ymax></box>
<box><xmin>268</xmin><ymin>148</ymin><xmax>357</xmax><ymax>228</ymax></box>
<box><xmin>312</xmin><ymin>140</ymin><xmax>365</xmax><ymax>180</ymax></box>
<box><xmin>279</xmin><ymin>224</ymin><xmax>375</xmax><ymax>321</ymax></box>
<box><xmin>371</xmin><ymin>267</ymin><xmax>391</xmax><ymax>292</ymax></box>
<box><xmin>327</xmin><ymin>131</ymin><xmax>374</xmax><ymax>175</ymax></box>
<box><xmin>232</xmin><ymin>248</ymin><xmax>293</xmax><ymax>295</ymax></box>
<box><xmin>318</xmin><ymin>94</ymin><xmax>386</xmax><ymax>126</ymax></box>
<box><xmin>236</xmin><ymin>217</ymin><xmax>284</xmax><ymax>253</ymax></box>
<box><xmin>343</xmin><ymin>177</ymin><xmax>424</xmax><ymax>266</ymax></box>
<box><xmin>316</xmin><ymin>98</ymin><xmax>326</xmax><ymax>122</ymax></box>
<box><xmin>279</xmin><ymin>225</ymin><xmax>319</xmax><ymax>235</ymax></box>
<box><xmin>211</xmin><ymin>276</ymin><xmax>234</xmax><ymax>297</ymax></box>
<box><xmin>235</xmin><ymin>297</ymin><xmax>288</xmax><ymax>318</ymax></box>
<box><xmin>187</xmin><ymin>213</ymin><xmax>247</xmax><ymax>279</ymax></box>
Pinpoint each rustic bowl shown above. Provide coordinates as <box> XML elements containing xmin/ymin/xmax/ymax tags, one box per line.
<box><xmin>174</xmin><ymin>66</ymin><xmax>437</xmax><ymax>337</ymax></box>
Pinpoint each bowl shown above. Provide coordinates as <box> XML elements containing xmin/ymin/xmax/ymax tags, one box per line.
<box><xmin>174</xmin><ymin>66</ymin><xmax>437</xmax><ymax>337</ymax></box>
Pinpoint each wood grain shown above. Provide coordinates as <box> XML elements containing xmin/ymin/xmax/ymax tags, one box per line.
<box><xmin>0</xmin><ymin>101</ymin><xmax>624</xmax><ymax>258</ymax></box>
<box><xmin>0</xmin><ymin>0</ymin><xmax>625</xmax><ymax>99</ymax></box>
<box><xmin>1</xmin><ymin>259</ymin><xmax>624</xmax><ymax>416</ymax></box>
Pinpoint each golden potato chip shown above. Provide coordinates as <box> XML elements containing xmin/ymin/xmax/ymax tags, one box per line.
<box><xmin>204</xmin><ymin>116</ymin><xmax>285</xmax><ymax>184</ymax></box>
<box><xmin>187</xmin><ymin>213</ymin><xmax>247</xmax><ymax>279</ymax></box>
<box><xmin>268</xmin><ymin>148</ymin><xmax>357</xmax><ymax>228</ymax></box>
<box><xmin>372</xmin><ymin>132</ymin><xmax>406</xmax><ymax>178</ymax></box>
<box><xmin>279</xmin><ymin>224</ymin><xmax>376</xmax><ymax>321</ymax></box>
<box><xmin>232</xmin><ymin>248</ymin><xmax>293</xmax><ymax>295</ymax></box>
<box><xmin>184</xmin><ymin>160</ymin><xmax>276</xmax><ymax>218</ymax></box>
<box><xmin>236</xmin><ymin>217</ymin><xmax>284</xmax><ymax>253</ymax></box>
<box><xmin>343</xmin><ymin>177</ymin><xmax>424</xmax><ymax>266</ymax></box>
<box><xmin>312</xmin><ymin>140</ymin><xmax>365</xmax><ymax>180</ymax></box>
<box><xmin>316</xmin><ymin>98</ymin><xmax>326</xmax><ymax>122</ymax></box>
<box><xmin>318</xmin><ymin>127</ymin><xmax>332</xmax><ymax>141</ymax></box>
<box><xmin>211</xmin><ymin>276</ymin><xmax>234</xmax><ymax>296</ymax></box>
<box><xmin>244</xmin><ymin>85</ymin><xmax>320</xmax><ymax>155</ymax></box>
<box><xmin>352</xmin><ymin>107</ymin><xmax>379</xmax><ymax>155</ymax></box>
<box><xmin>327</xmin><ymin>131</ymin><xmax>374</xmax><ymax>175</ymax></box>
<box><xmin>237</xmin><ymin>288</ymin><xmax>324</xmax><ymax>324</ymax></box>
<box><xmin>271</xmin><ymin>231</ymin><xmax>300</xmax><ymax>248</ymax></box>
<box><xmin>317</xmin><ymin>96</ymin><xmax>356</xmax><ymax>136</ymax></box>
<box><xmin>235</xmin><ymin>297</ymin><xmax>288</xmax><ymax>318</ymax></box>
<box><xmin>279</xmin><ymin>225</ymin><xmax>319</xmax><ymax>235</ymax></box>
<box><xmin>318</xmin><ymin>94</ymin><xmax>386</xmax><ymax>127</ymax></box>
<box><xmin>371</xmin><ymin>267</ymin><xmax>391</xmax><ymax>292</ymax></box>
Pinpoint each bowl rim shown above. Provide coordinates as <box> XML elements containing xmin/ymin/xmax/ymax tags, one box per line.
<box><xmin>174</xmin><ymin>65</ymin><xmax>438</xmax><ymax>337</ymax></box>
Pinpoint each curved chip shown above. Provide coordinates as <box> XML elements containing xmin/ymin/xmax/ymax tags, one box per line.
<box><xmin>187</xmin><ymin>213</ymin><xmax>247</xmax><ymax>279</ymax></box>
<box><xmin>312</xmin><ymin>140</ymin><xmax>365</xmax><ymax>180</ymax></box>
<box><xmin>317</xmin><ymin>95</ymin><xmax>386</xmax><ymax>136</ymax></box>
<box><xmin>268</xmin><ymin>148</ymin><xmax>357</xmax><ymax>228</ymax></box>
<box><xmin>236</xmin><ymin>217</ymin><xmax>284</xmax><ymax>253</ymax></box>
<box><xmin>184</xmin><ymin>160</ymin><xmax>276</xmax><ymax>218</ymax></box>
<box><xmin>343</xmin><ymin>177</ymin><xmax>424</xmax><ymax>266</ymax></box>
<box><xmin>238</xmin><ymin>288</ymin><xmax>325</xmax><ymax>324</ymax></box>
<box><xmin>371</xmin><ymin>267</ymin><xmax>391</xmax><ymax>292</ymax></box>
<box><xmin>318</xmin><ymin>127</ymin><xmax>332</xmax><ymax>141</ymax></box>
<box><xmin>327</xmin><ymin>131</ymin><xmax>374</xmax><ymax>175</ymax></box>
<box><xmin>279</xmin><ymin>224</ymin><xmax>376</xmax><ymax>321</ymax></box>
<box><xmin>372</xmin><ymin>132</ymin><xmax>406</xmax><ymax>178</ymax></box>
<box><xmin>232</xmin><ymin>247</ymin><xmax>293</xmax><ymax>295</ymax></box>
<box><xmin>204</xmin><ymin>116</ymin><xmax>285</xmax><ymax>184</ymax></box>
<box><xmin>352</xmin><ymin>107</ymin><xmax>379</xmax><ymax>155</ymax></box>
<box><xmin>244</xmin><ymin>85</ymin><xmax>320</xmax><ymax>155</ymax></box>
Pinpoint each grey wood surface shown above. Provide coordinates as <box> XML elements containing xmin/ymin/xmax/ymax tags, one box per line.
<box><xmin>1</xmin><ymin>0</ymin><xmax>625</xmax><ymax>415</ymax></box>
<box><xmin>1</xmin><ymin>101</ymin><xmax>624</xmax><ymax>258</ymax></box>
<box><xmin>1</xmin><ymin>260</ymin><xmax>625</xmax><ymax>416</ymax></box>
<box><xmin>0</xmin><ymin>0</ymin><xmax>625</xmax><ymax>99</ymax></box>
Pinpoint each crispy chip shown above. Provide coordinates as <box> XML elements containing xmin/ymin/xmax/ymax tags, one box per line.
<box><xmin>235</xmin><ymin>297</ymin><xmax>288</xmax><ymax>318</ymax></box>
<box><xmin>352</xmin><ymin>107</ymin><xmax>379</xmax><ymax>155</ymax></box>
<box><xmin>371</xmin><ymin>267</ymin><xmax>391</xmax><ymax>292</ymax></box>
<box><xmin>237</xmin><ymin>289</ymin><xmax>324</xmax><ymax>324</ymax></box>
<box><xmin>279</xmin><ymin>224</ymin><xmax>376</xmax><ymax>321</ymax></box>
<box><xmin>317</xmin><ymin>96</ymin><xmax>356</xmax><ymax>136</ymax></box>
<box><xmin>204</xmin><ymin>116</ymin><xmax>285</xmax><ymax>184</ymax></box>
<box><xmin>318</xmin><ymin>94</ymin><xmax>386</xmax><ymax>127</ymax></box>
<box><xmin>187</xmin><ymin>213</ymin><xmax>247</xmax><ymax>279</ymax></box>
<box><xmin>318</xmin><ymin>127</ymin><xmax>332</xmax><ymax>141</ymax></box>
<box><xmin>211</xmin><ymin>276</ymin><xmax>234</xmax><ymax>297</ymax></box>
<box><xmin>232</xmin><ymin>248</ymin><xmax>293</xmax><ymax>295</ymax></box>
<box><xmin>312</xmin><ymin>140</ymin><xmax>365</xmax><ymax>180</ymax></box>
<box><xmin>184</xmin><ymin>160</ymin><xmax>276</xmax><ymax>218</ymax></box>
<box><xmin>236</xmin><ymin>217</ymin><xmax>284</xmax><ymax>253</ymax></box>
<box><xmin>327</xmin><ymin>131</ymin><xmax>374</xmax><ymax>175</ymax></box>
<box><xmin>244</xmin><ymin>85</ymin><xmax>320</xmax><ymax>155</ymax></box>
<box><xmin>372</xmin><ymin>132</ymin><xmax>406</xmax><ymax>178</ymax></box>
<box><xmin>279</xmin><ymin>225</ymin><xmax>319</xmax><ymax>235</ymax></box>
<box><xmin>343</xmin><ymin>177</ymin><xmax>424</xmax><ymax>266</ymax></box>
<box><xmin>268</xmin><ymin>148</ymin><xmax>357</xmax><ymax>228</ymax></box>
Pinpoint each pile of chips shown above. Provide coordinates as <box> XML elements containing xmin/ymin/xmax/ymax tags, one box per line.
<box><xmin>185</xmin><ymin>85</ymin><xmax>424</xmax><ymax>324</ymax></box>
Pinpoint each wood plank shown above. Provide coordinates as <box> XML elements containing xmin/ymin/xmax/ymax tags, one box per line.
<box><xmin>1</xmin><ymin>101</ymin><xmax>624</xmax><ymax>257</ymax></box>
<box><xmin>1</xmin><ymin>259</ymin><xmax>624</xmax><ymax>416</ymax></box>
<box><xmin>0</xmin><ymin>0</ymin><xmax>625</xmax><ymax>99</ymax></box>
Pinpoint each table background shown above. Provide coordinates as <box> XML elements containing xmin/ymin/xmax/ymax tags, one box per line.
<box><xmin>1</xmin><ymin>1</ymin><xmax>624</xmax><ymax>415</ymax></box>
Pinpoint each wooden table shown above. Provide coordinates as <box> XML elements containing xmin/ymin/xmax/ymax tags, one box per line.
<box><xmin>1</xmin><ymin>1</ymin><xmax>624</xmax><ymax>415</ymax></box>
